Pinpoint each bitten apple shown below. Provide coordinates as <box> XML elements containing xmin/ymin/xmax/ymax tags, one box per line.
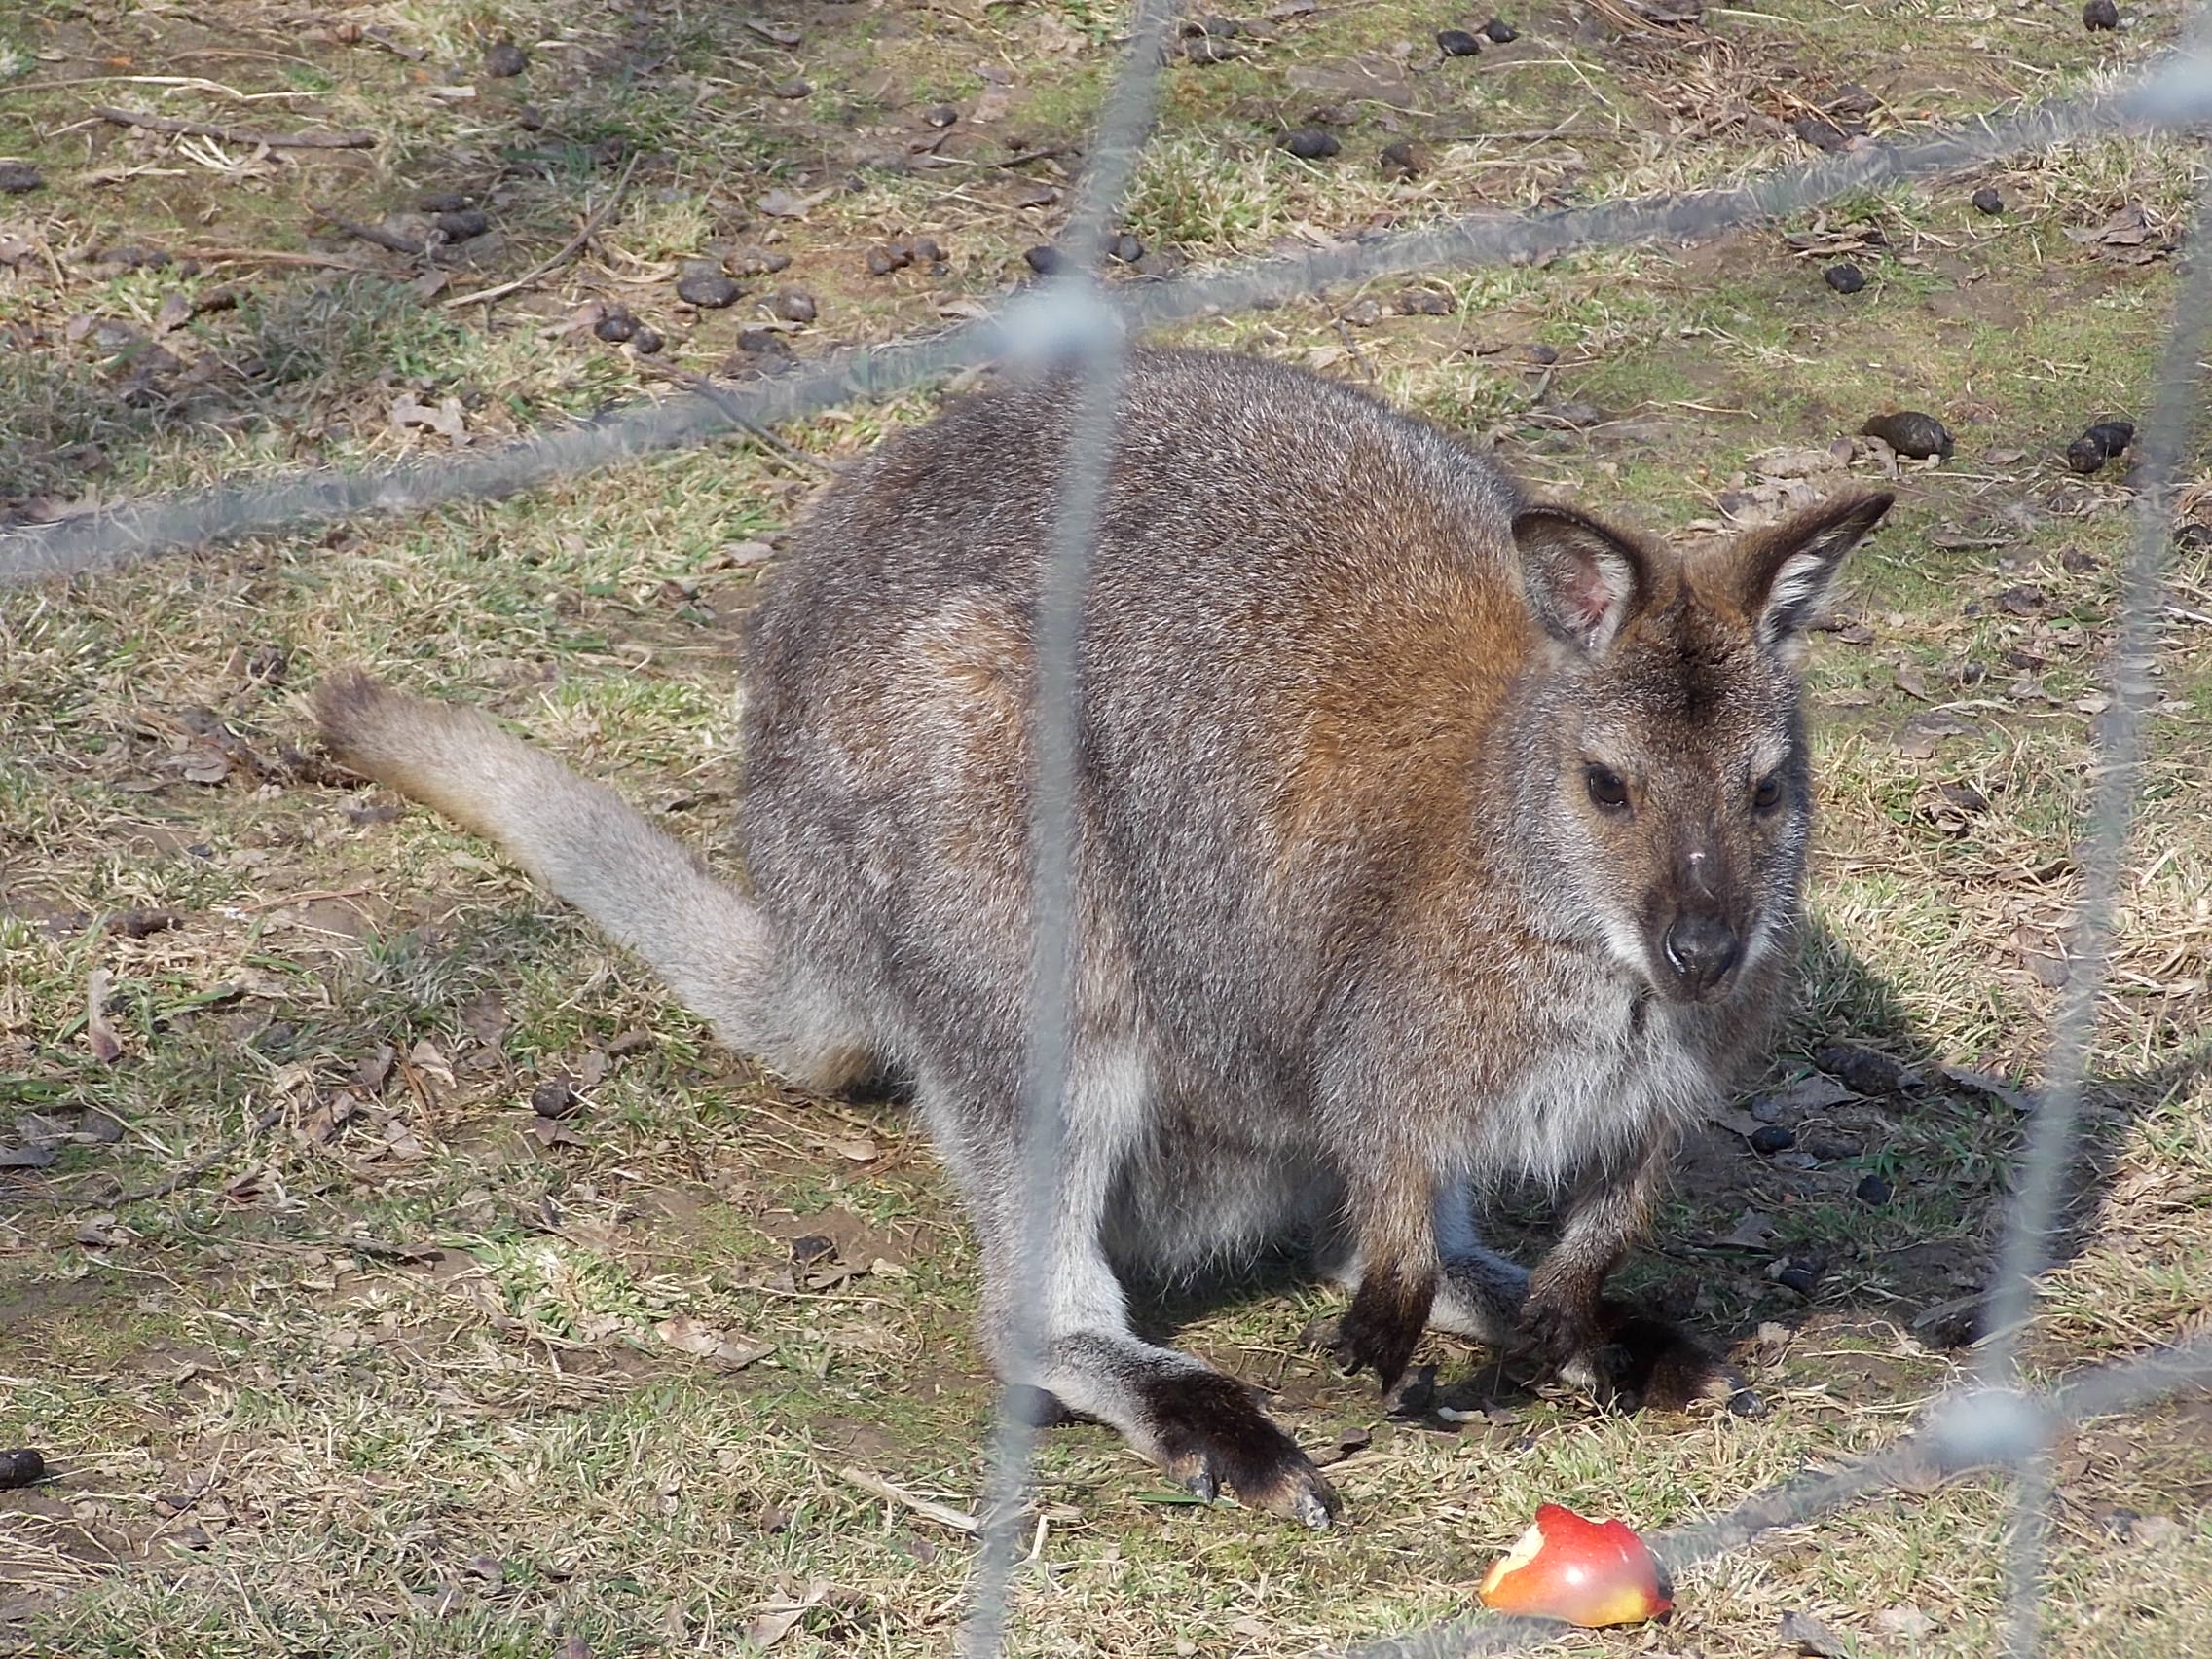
<box><xmin>1477</xmin><ymin>1504</ymin><xmax>1672</xmax><ymax>1627</ymax></box>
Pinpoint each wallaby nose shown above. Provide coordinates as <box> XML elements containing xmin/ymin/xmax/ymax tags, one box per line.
<box><xmin>1663</xmin><ymin>913</ymin><xmax>1741</xmax><ymax>997</ymax></box>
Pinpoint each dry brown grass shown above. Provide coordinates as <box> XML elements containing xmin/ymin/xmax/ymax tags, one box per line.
<box><xmin>4</xmin><ymin>1</ymin><xmax>2211</xmax><ymax>1655</ymax></box>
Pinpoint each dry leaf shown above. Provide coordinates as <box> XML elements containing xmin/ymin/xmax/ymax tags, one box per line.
<box><xmin>745</xmin><ymin>1580</ymin><xmax>830</xmax><ymax>1648</ymax></box>
<box><xmin>830</xmin><ymin>1135</ymin><xmax>879</xmax><ymax>1161</ymax></box>
<box><xmin>86</xmin><ymin>968</ymin><xmax>124</xmax><ymax>1063</ymax></box>
<box><xmin>153</xmin><ymin>290</ymin><xmax>193</xmax><ymax>334</ymax></box>
<box><xmin>388</xmin><ymin>392</ymin><xmax>469</xmax><ymax>443</ymax></box>
<box><xmin>655</xmin><ymin>1316</ymin><xmax>773</xmax><ymax>1369</ymax></box>
<box><xmin>408</xmin><ymin>1039</ymin><xmax>455</xmax><ymax>1088</ymax></box>
<box><xmin>1714</xmin><ymin>1210</ymin><xmax>1777</xmax><ymax>1249</ymax></box>
<box><xmin>756</xmin><ymin>187</ymin><xmax>831</xmax><ymax>220</ymax></box>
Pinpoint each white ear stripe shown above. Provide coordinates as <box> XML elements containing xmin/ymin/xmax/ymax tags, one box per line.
<box><xmin>1760</xmin><ymin>548</ymin><xmax>1832</xmax><ymax>646</ymax></box>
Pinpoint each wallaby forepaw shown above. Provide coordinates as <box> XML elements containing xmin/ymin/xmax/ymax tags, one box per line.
<box><xmin>1321</xmin><ymin>1278</ymin><xmax>1432</xmax><ymax>1393</ymax></box>
<box><xmin>1523</xmin><ymin>1298</ymin><xmax>1755</xmax><ymax>1416</ymax></box>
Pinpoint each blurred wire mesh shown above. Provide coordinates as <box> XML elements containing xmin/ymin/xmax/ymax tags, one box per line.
<box><xmin>5</xmin><ymin>17</ymin><xmax>2211</xmax><ymax>1659</ymax></box>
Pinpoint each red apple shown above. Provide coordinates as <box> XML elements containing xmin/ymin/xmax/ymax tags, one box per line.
<box><xmin>1477</xmin><ymin>1503</ymin><xmax>1673</xmax><ymax>1628</ymax></box>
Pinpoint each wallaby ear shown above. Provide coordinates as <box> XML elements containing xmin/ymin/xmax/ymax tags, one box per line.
<box><xmin>1511</xmin><ymin>504</ymin><xmax>1650</xmax><ymax>655</ymax></box>
<box><xmin>1730</xmin><ymin>491</ymin><xmax>1894</xmax><ymax>653</ymax></box>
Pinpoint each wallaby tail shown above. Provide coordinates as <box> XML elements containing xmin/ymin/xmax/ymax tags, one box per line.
<box><xmin>313</xmin><ymin>670</ymin><xmax>773</xmax><ymax>1048</ymax></box>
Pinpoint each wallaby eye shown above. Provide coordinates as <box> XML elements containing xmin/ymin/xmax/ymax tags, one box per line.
<box><xmin>1585</xmin><ymin>765</ymin><xmax>1630</xmax><ymax>812</ymax></box>
<box><xmin>1752</xmin><ymin>772</ymin><xmax>1784</xmax><ymax>812</ymax></box>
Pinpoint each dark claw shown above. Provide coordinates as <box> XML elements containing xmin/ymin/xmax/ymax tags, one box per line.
<box><xmin>1183</xmin><ymin>1465</ymin><xmax>1220</xmax><ymax>1503</ymax></box>
<box><xmin>1291</xmin><ymin>1487</ymin><xmax>1335</xmax><ymax>1531</ymax></box>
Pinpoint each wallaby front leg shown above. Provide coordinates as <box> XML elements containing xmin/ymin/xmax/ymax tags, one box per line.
<box><xmin>1324</xmin><ymin>1148</ymin><xmax>1441</xmax><ymax>1397</ymax></box>
<box><xmin>1519</xmin><ymin>1141</ymin><xmax>1749</xmax><ymax>1411</ymax></box>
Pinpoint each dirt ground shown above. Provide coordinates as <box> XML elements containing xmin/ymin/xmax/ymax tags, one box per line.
<box><xmin>3</xmin><ymin>1</ymin><xmax>2211</xmax><ymax>1655</ymax></box>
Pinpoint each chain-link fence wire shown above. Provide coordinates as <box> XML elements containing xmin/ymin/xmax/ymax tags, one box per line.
<box><xmin>960</xmin><ymin>6</ymin><xmax>1180</xmax><ymax>1655</ymax></box>
<box><xmin>8</xmin><ymin>16</ymin><xmax>2212</xmax><ymax>1659</ymax></box>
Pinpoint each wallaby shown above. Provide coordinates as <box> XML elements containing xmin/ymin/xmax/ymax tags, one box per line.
<box><xmin>316</xmin><ymin>348</ymin><xmax>1891</xmax><ymax>1530</ymax></box>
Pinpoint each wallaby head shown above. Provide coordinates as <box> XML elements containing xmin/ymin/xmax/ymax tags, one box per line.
<box><xmin>1503</xmin><ymin>490</ymin><xmax>1894</xmax><ymax>1006</ymax></box>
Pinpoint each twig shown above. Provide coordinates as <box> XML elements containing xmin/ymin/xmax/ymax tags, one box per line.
<box><xmin>92</xmin><ymin>105</ymin><xmax>376</xmax><ymax>149</ymax></box>
<box><xmin>307</xmin><ymin>201</ymin><xmax>425</xmax><ymax>257</ymax></box>
<box><xmin>173</xmin><ymin>246</ymin><xmax>391</xmax><ymax>274</ymax></box>
<box><xmin>636</xmin><ymin>359</ymin><xmax>832</xmax><ymax>476</ymax></box>
<box><xmin>360</xmin><ymin>26</ymin><xmax>428</xmax><ymax>62</ymax></box>
<box><xmin>112</xmin><ymin>1102</ymin><xmax>285</xmax><ymax>1205</ymax></box>
<box><xmin>441</xmin><ymin>150</ymin><xmax>642</xmax><ymax>309</ymax></box>
<box><xmin>838</xmin><ymin>1465</ymin><xmax>980</xmax><ymax>1533</ymax></box>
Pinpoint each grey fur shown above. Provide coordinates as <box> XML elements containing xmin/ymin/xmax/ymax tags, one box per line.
<box><xmin>317</xmin><ymin>349</ymin><xmax>1892</xmax><ymax>1526</ymax></box>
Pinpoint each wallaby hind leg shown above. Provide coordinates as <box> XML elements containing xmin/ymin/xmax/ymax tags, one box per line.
<box><xmin>936</xmin><ymin>1050</ymin><xmax>1337</xmax><ymax>1530</ymax></box>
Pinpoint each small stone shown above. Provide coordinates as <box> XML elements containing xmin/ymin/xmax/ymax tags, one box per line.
<box><xmin>112</xmin><ymin>907</ymin><xmax>183</xmax><ymax>939</ymax></box>
<box><xmin>1283</xmin><ymin>128</ymin><xmax>1341</xmax><ymax>161</ymax></box>
<box><xmin>1856</xmin><ymin>1173</ymin><xmax>1894</xmax><ymax>1205</ymax></box>
<box><xmin>1024</xmin><ymin>244</ymin><xmax>1066</xmax><ymax>276</ymax></box>
<box><xmin>419</xmin><ymin>188</ymin><xmax>471</xmax><ymax>214</ymax></box>
<box><xmin>790</xmin><ymin>1234</ymin><xmax>838</xmax><ymax>1266</ymax></box>
<box><xmin>733</xmin><ymin>327</ymin><xmax>794</xmax><ymax>371</ymax></box>
<box><xmin>1483</xmin><ymin>17</ymin><xmax>1519</xmax><ymax>42</ymax></box>
<box><xmin>1780</xmin><ymin>1609</ymin><xmax>1849</xmax><ymax>1658</ymax></box>
<box><xmin>767</xmin><ymin>289</ymin><xmax>816</xmax><ymax>324</ymax></box>
<box><xmin>1437</xmin><ymin>28</ymin><xmax>1483</xmax><ymax>56</ymax></box>
<box><xmin>1107</xmin><ymin>232</ymin><xmax>1145</xmax><ymax>264</ymax></box>
<box><xmin>1749</xmin><ymin>1124</ymin><xmax>1796</xmax><ymax>1156</ymax></box>
<box><xmin>1824</xmin><ymin>262</ymin><xmax>1865</xmax><ymax>294</ymax></box>
<box><xmin>434</xmin><ymin>208</ymin><xmax>492</xmax><ymax>241</ymax></box>
<box><xmin>1523</xmin><ymin>342</ymin><xmax>1560</xmax><ymax>365</ymax></box>
<box><xmin>2127</xmin><ymin>1514</ymin><xmax>2183</xmax><ymax>1547</ymax></box>
<box><xmin>629</xmin><ymin>325</ymin><xmax>662</xmax><ymax>355</ymax></box>
<box><xmin>922</xmin><ymin>104</ymin><xmax>960</xmax><ymax>128</ymax></box>
<box><xmin>676</xmin><ymin>268</ymin><xmax>742</xmax><ymax>309</ymax></box>
<box><xmin>1769</xmin><ymin>1255</ymin><xmax>1825</xmax><ymax>1296</ymax></box>
<box><xmin>0</xmin><ymin>1450</ymin><xmax>45</xmax><ymax>1490</ymax></box>
<box><xmin>1379</xmin><ymin>139</ymin><xmax>1426</xmax><ymax>179</ymax></box>
<box><xmin>2064</xmin><ymin>418</ymin><xmax>2134</xmax><ymax>475</ymax></box>
<box><xmin>1792</xmin><ymin>115</ymin><xmax>1853</xmax><ymax>152</ymax></box>
<box><xmin>1813</xmin><ymin>1042</ymin><xmax>1921</xmax><ymax>1094</ymax></box>
<box><xmin>1536</xmin><ymin>399</ymin><xmax>1603</xmax><ymax>428</ymax></box>
<box><xmin>1397</xmin><ymin>287</ymin><xmax>1453</xmax><ymax>315</ymax></box>
<box><xmin>2083</xmin><ymin>0</ymin><xmax>2119</xmax><ymax>30</ymax></box>
<box><xmin>866</xmin><ymin>245</ymin><xmax>908</xmax><ymax>276</ymax></box>
<box><xmin>483</xmin><ymin>41</ymin><xmax>529</xmax><ymax>78</ymax></box>
<box><xmin>531</xmin><ymin>1079</ymin><xmax>580</xmax><ymax>1119</ymax></box>
<box><xmin>2062</xmin><ymin>546</ymin><xmax>2100</xmax><ymax>571</ymax></box>
<box><xmin>2100</xmin><ymin>1506</ymin><xmax>2143</xmax><ymax>1538</ymax></box>
<box><xmin>592</xmin><ymin>308</ymin><xmax>637</xmax><ymax>344</ymax></box>
<box><xmin>772</xmin><ymin>79</ymin><xmax>813</xmax><ymax>99</ymax></box>
<box><xmin>515</xmin><ymin>104</ymin><xmax>545</xmax><ymax>130</ymax></box>
<box><xmin>1972</xmin><ymin>185</ymin><xmax>2005</xmax><ymax>214</ymax></box>
<box><xmin>1861</xmin><ymin>410</ymin><xmax>1954</xmax><ymax>461</ymax></box>
<box><xmin>0</xmin><ymin>163</ymin><xmax>45</xmax><ymax>194</ymax></box>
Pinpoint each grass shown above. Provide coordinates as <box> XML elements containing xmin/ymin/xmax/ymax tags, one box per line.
<box><xmin>5</xmin><ymin>1</ymin><xmax>2212</xmax><ymax>1655</ymax></box>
